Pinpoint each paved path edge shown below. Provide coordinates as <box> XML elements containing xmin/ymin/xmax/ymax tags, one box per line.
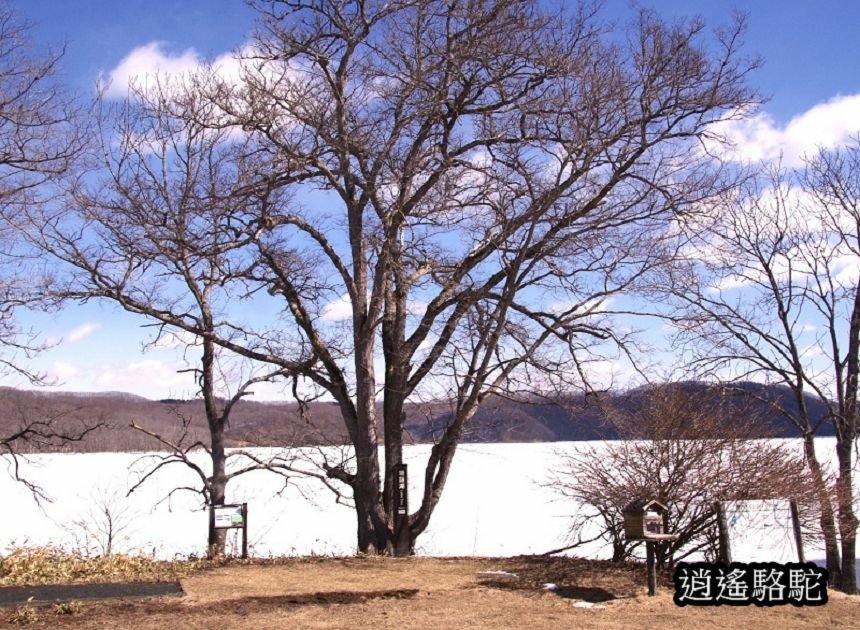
<box><xmin>0</xmin><ymin>581</ymin><xmax>184</xmax><ymax>606</ymax></box>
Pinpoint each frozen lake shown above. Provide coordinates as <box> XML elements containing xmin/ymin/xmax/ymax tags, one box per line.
<box><xmin>0</xmin><ymin>438</ymin><xmax>853</xmax><ymax>577</ymax></box>
<box><xmin>0</xmin><ymin>442</ymin><xmax>578</xmax><ymax>558</ymax></box>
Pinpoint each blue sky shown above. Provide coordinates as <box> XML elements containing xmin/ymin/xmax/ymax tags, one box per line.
<box><xmin>8</xmin><ymin>0</ymin><xmax>860</xmax><ymax>399</ymax></box>
<box><xmin>16</xmin><ymin>0</ymin><xmax>860</xmax><ymax>124</ymax></box>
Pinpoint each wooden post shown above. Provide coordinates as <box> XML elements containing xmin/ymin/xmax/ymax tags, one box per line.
<box><xmin>715</xmin><ymin>502</ymin><xmax>732</xmax><ymax>564</ymax></box>
<box><xmin>241</xmin><ymin>502</ymin><xmax>249</xmax><ymax>560</ymax></box>
<box><xmin>208</xmin><ymin>504</ymin><xmax>216</xmax><ymax>558</ymax></box>
<box><xmin>646</xmin><ymin>541</ymin><xmax>657</xmax><ymax>596</ymax></box>
<box><xmin>393</xmin><ymin>464</ymin><xmax>409</xmax><ymax>555</ymax></box>
<box><xmin>789</xmin><ymin>499</ymin><xmax>804</xmax><ymax>563</ymax></box>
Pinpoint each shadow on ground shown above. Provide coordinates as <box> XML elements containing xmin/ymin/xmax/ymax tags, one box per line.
<box><xmin>477</xmin><ymin>575</ymin><xmax>618</xmax><ymax>602</ymax></box>
<box><xmin>475</xmin><ymin>555</ymin><xmax>659</xmax><ymax>602</ymax></box>
<box><xmin>184</xmin><ymin>588</ymin><xmax>420</xmax><ymax>614</ymax></box>
<box><xmin>551</xmin><ymin>586</ymin><xmax>617</xmax><ymax>602</ymax></box>
<box><xmin>35</xmin><ymin>587</ymin><xmax>422</xmax><ymax>622</ymax></box>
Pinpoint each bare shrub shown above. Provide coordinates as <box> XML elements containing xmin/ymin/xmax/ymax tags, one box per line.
<box><xmin>552</xmin><ymin>383</ymin><xmax>813</xmax><ymax>565</ymax></box>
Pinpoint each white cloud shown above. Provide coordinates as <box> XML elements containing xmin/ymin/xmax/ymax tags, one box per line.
<box><xmin>65</xmin><ymin>322</ymin><xmax>102</xmax><ymax>343</ymax></box>
<box><xmin>547</xmin><ymin>296</ymin><xmax>614</xmax><ymax>315</ymax></box>
<box><xmin>103</xmin><ymin>42</ymin><xmax>202</xmax><ymax>98</ymax></box>
<box><xmin>800</xmin><ymin>344</ymin><xmax>824</xmax><ymax>359</ymax></box>
<box><xmin>47</xmin><ymin>361</ymin><xmax>82</xmax><ymax>383</ymax></box>
<box><xmin>93</xmin><ymin>359</ymin><xmax>191</xmax><ymax>391</ymax></box>
<box><xmin>42</xmin><ymin>358</ymin><xmax>195</xmax><ymax>399</ymax></box>
<box><xmin>150</xmin><ymin>329</ymin><xmax>201</xmax><ymax>349</ymax></box>
<box><xmin>321</xmin><ymin>294</ymin><xmax>353</xmax><ymax>321</ymax></box>
<box><xmin>710</xmin><ymin>94</ymin><xmax>860</xmax><ymax>167</ymax></box>
<box><xmin>833</xmin><ymin>254</ymin><xmax>860</xmax><ymax>285</ymax></box>
<box><xmin>582</xmin><ymin>355</ymin><xmax>643</xmax><ymax>391</ymax></box>
<box><xmin>101</xmin><ymin>41</ymin><xmax>248</xmax><ymax>99</ymax></box>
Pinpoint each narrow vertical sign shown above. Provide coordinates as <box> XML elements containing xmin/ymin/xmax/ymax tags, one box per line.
<box><xmin>395</xmin><ymin>464</ymin><xmax>408</xmax><ymax>516</ymax></box>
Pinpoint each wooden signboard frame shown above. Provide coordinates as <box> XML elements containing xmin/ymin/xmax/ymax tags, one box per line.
<box><xmin>210</xmin><ymin>503</ymin><xmax>248</xmax><ymax>559</ymax></box>
<box><xmin>715</xmin><ymin>499</ymin><xmax>803</xmax><ymax>564</ymax></box>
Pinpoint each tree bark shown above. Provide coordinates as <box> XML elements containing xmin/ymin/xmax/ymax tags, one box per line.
<box><xmin>352</xmin><ymin>408</ymin><xmax>389</xmax><ymax>553</ymax></box>
<box><xmin>206</xmin><ymin>423</ymin><xmax>228</xmax><ymax>558</ymax></box>
<box><xmin>836</xmin><ymin>437</ymin><xmax>858</xmax><ymax>593</ymax></box>
<box><xmin>802</xmin><ymin>432</ymin><xmax>841</xmax><ymax>586</ymax></box>
<box><xmin>354</xmin><ymin>474</ymin><xmax>389</xmax><ymax>554</ymax></box>
<box><xmin>203</xmin><ymin>338</ymin><xmax>228</xmax><ymax>559</ymax></box>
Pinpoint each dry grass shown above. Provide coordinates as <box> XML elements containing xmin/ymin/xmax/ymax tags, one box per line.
<box><xmin>0</xmin><ymin>546</ymin><xmax>213</xmax><ymax>586</ymax></box>
<box><xmin>5</xmin><ymin>555</ymin><xmax>860</xmax><ymax>629</ymax></box>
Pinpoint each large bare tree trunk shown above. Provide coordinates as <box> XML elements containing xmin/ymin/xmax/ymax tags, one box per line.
<box><xmin>353</xmin><ymin>454</ymin><xmax>389</xmax><ymax>554</ymax></box>
<box><xmin>204</xmin><ymin>340</ymin><xmax>229</xmax><ymax>559</ymax></box>
<box><xmin>354</xmin><ymin>492</ymin><xmax>388</xmax><ymax>554</ymax></box>
<box><xmin>207</xmin><ymin>448</ymin><xmax>228</xmax><ymax>559</ymax></box>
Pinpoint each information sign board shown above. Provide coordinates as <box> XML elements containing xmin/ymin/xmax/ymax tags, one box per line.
<box><xmin>722</xmin><ymin>499</ymin><xmax>801</xmax><ymax>563</ymax></box>
<box><xmin>213</xmin><ymin>504</ymin><xmax>245</xmax><ymax>529</ymax></box>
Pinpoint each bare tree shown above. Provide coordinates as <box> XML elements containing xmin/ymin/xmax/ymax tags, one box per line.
<box><xmin>801</xmin><ymin>142</ymin><xmax>860</xmax><ymax>592</ymax></box>
<box><xmin>31</xmin><ymin>77</ymin><xmax>321</xmax><ymax>557</ymax></box>
<box><xmin>0</xmin><ymin>0</ymin><xmax>81</xmax><ymax>375</ymax></box>
<box><xmin>38</xmin><ymin>0</ymin><xmax>759</xmax><ymax>554</ymax></box>
<box><xmin>0</xmin><ymin>1</ymin><xmax>97</xmax><ymax>495</ymax></box>
<box><xmin>551</xmin><ymin>383</ymin><xmax>811</xmax><ymax>566</ymax></box>
<box><xmin>69</xmin><ymin>485</ymin><xmax>137</xmax><ymax>557</ymax></box>
<box><xmin>225</xmin><ymin>0</ymin><xmax>758</xmax><ymax>555</ymax></box>
<box><xmin>126</xmin><ymin>391</ymin><xmax>322</xmax><ymax>558</ymax></box>
<box><xmin>662</xmin><ymin>145</ymin><xmax>860</xmax><ymax>592</ymax></box>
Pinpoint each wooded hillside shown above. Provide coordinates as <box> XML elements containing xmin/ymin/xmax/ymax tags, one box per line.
<box><xmin>0</xmin><ymin>381</ymin><xmax>831</xmax><ymax>453</ymax></box>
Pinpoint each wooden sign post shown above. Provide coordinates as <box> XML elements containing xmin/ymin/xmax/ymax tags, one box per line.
<box><xmin>646</xmin><ymin>541</ymin><xmax>657</xmax><ymax>596</ymax></box>
<box><xmin>622</xmin><ymin>498</ymin><xmax>679</xmax><ymax>596</ymax></box>
<box><xmin>393</xmin><ymin>464</ymin><xmax>409</xmax><ymax>555</ymax></box>
<box><xmin>211</xmin><ymin>502</ymin><xmax>249</xmax><ymax>559</ymax></box>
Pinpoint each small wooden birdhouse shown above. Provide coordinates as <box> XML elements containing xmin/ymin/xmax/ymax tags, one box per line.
<box><xmin>623</xmin><ymin>498</ymin><xmax>669</xmax><ymax>540</ymax></box>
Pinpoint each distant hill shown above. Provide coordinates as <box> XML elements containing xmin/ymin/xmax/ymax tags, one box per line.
<box><xmin>410</xmin><ymin>381</ymin><xmax>834</xmax><ymax>443</ymax></box>
<box><xmin>0</xmin><ymin>381</ymin><xmax>834</xmax><ymax>453</ymax></box>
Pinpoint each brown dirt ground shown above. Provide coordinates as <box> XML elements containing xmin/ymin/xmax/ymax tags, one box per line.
<box><xmin>9</xmin><ymin>556</ymin><xmax>860</xmax><ymax>629</ymax></box>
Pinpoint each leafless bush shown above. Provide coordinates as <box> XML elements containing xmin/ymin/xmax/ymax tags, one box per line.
<box><xmin>551</xmin><ymin>383</ymin><xmax>814</xmax><ymax>565</ymax></box>
<box><xmin>69</xmin><ymin>486</ymin><xmax>137</xmax><ymax>557</ymax></box>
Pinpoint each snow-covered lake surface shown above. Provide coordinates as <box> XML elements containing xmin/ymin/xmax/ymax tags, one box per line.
<box><xmin>1</xmin><ymin>442</ymin><xmax>576</xmax><ymax>558</ymax></box>
<box><xmin>0</xmin><ymin>438</ymin><xmax>854</xmax><ymax>577</ymax></box>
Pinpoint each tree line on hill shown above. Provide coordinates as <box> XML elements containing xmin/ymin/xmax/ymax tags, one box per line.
<box><xmin>0</xmin><ymin>380</ymin><xmax>832</xmax><ymax>453</ymax></box>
